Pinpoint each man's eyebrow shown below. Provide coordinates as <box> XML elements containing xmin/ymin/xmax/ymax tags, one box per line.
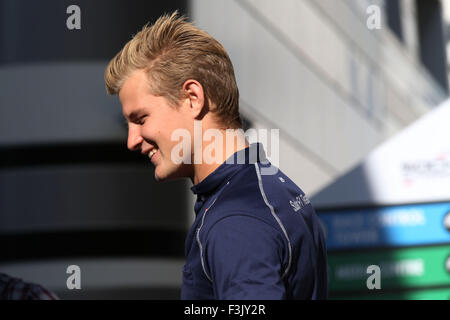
<box><xmin>123</xmin><ymin>108</ymin><xmax>146</xmax><ymax>121</ymax></box>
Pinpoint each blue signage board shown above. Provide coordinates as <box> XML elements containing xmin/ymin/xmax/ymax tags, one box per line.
<box><xmin>318</xmin><ymin>202</ymin><xmax>450</xmax><ymax>250</ymax></box>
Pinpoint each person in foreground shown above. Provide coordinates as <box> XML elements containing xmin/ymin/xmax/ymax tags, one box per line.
<box><xmin>0</xmin><ymin>273</ymin><xmax>58</xmax><ymax>300</ymax></box>
<box><xmin>104</xmin><ymin>11</ymin><xmax>327</xmax><ymax>300</ymax></box>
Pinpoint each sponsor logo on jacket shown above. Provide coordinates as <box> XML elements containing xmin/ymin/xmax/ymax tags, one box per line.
<box><xmin>289</xmin><ymin>194</ymin><xmax>311</xmax><ymax>212</ymax></box>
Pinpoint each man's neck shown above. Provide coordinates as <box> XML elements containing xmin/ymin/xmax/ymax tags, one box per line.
<box><xmin>191</xmin><ymin>129</ymin><xmax>249</xmax><ymax>185</ymax></box>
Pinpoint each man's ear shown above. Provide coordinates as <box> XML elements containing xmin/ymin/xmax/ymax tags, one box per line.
<box><xmin>182</xmin><ymin>79</ymin><xmax>207</xmax><ymax>120</ymax></box>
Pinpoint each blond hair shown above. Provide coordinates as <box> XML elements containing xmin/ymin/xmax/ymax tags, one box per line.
<box><xmin>104</xmin><ymin>11</ymin><xmax>242</xmax><ymax>128</ymax></box>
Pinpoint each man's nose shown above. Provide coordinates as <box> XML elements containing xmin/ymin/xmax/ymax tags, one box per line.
<box><xmin>127</xmin><ymin>125</ymin><xmax>143</xmax><ymax>151</ymax></box>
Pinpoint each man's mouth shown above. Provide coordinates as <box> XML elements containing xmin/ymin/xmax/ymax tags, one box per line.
<box><xmin>149</xmin><ymin>148</ymin><xmax>158</xmax><ymax>160</ymax></box>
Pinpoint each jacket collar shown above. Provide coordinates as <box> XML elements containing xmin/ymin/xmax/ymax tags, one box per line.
<box><xmin>190</xmin><ymin>143</ymin><xmax>267</xmax><ymax>212</ymax></box>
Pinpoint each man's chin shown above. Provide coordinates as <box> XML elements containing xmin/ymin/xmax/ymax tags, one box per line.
<box><xmin>153</xmin><ymin>171</ymin><xmax>168</xmax><ymax>182</ymax></box>
<box><xmin>153</xmin><ymin>167</ymin><xmax>179</xmax><ymax>182</ymax></box>
<box><xmin>154</xmin><ymin>164</ymin><xmax>191</xmax><ymax>182</ymax></box>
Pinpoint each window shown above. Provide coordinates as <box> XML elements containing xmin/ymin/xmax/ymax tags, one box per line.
<box><xmin>386</xmin><ymin>0</ymin><xmax>404</xmax><ymax>42</ymax></box>
<box><xmin>416</xmin><ymin>0</ymin><xmax>449</xmax><ymax>94</ymax></box>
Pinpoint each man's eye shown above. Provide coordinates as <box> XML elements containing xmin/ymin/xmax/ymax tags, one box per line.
<box><xmin>138</xmin><ymin>116</ymin><xmax>146</xmax><ymax>125</ymax></box>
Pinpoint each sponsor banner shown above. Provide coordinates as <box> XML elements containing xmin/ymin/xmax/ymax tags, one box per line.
<box><xmin>328</xmin><ymin>245</ymin><xmax>450</xmax><ymax>292</ymax></box>
<box><xmin>318</xmin><ymin>202</ymin><xmax>450</xmax><ymax>250</ymax></box>
<box><xmin>312</xmin><ymin>100</ymin><xmax>450</xmax><ymax>208</ymax></box>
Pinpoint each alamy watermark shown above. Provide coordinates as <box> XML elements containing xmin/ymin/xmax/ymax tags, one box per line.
<box><xmin>169</xmin><ymin>120</ymin><xmax>280</xmax><ymax>175</ymax></box>
<box><xmin>66</xmin><ymin>5</ymin><xmax>81</xmax><ymax>30</ymax></box>
<box><xmin>366</xmin><ymin>265</ymin><xmax>381</xmax><ymax>290</ymax></box>
<box><xmin>66</xmin><ymin>265</ymin><xmax>81</xmax><ymax>290</ymax></box>
<box><xmin>366</xmin><ymin>5</ymin><xmax>381</xmax><ymax>30</ymax></box>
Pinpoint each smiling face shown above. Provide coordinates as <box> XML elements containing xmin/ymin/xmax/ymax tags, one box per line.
<box><xmin>119</xmin><ymin>69</ymin><xmax>194</xmax><ymax>181</ymax></box>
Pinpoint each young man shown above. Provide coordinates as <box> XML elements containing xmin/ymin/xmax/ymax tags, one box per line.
<box><xmin>105</xmin><ymin>12</ymin><xmax>327</xmax><ymax>299</ymax></box>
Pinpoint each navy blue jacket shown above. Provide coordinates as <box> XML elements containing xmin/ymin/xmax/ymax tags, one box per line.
<box><xmin>182</xmin><ymin>143</ymin><xmax>328</xmax><ymax>299</ymax></box>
